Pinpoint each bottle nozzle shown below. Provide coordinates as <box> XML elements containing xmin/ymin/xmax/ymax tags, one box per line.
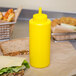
<box><xmin>39</xmin><ymin>7</ymin><xmax>42</xmax><ymax>14</ymax></box>
<box><xmin>33</xmin><ymin>7</ymin><xmax>47</xmax><ymax>23</ymax></box>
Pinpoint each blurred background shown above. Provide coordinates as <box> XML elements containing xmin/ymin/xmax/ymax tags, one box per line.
<box><xmin>0</xmin><ymin>0</ymin><xmax>76</xmax><ymax>40</ymax></box>
<box><xmin>0</xmin><ymin>0</ymin><xmax>75</xmax><ymax>13</ymax></box>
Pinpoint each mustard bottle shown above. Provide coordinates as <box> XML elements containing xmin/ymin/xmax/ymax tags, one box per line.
<box><xmin>29</xmin><ymin>8</ymin><xmax>51</xmax><ymax>68</ymax></box>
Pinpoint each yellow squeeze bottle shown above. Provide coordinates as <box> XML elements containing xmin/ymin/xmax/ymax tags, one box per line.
<box><xmin>29</xmin><ymin>8</ymin><xmax>51</xmax><ymax>68</ymax></box>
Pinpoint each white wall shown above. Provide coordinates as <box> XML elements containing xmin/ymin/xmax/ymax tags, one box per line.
<box><xmin>0</xmin><ymin>0</ymin><xmax>76</xmax><ymax>13</ymax></box>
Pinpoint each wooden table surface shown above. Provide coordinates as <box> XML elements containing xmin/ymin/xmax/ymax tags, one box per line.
<box><xmin>0</xmin><ymin>39</ymin><xmax>76</xmax><ymax>76</ymax></box>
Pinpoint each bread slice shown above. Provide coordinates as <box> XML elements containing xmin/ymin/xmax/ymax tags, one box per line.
<box><xmin>0</xmin><ymin>38</ymin><xmax>29</xmax><ymax>56</ymax></box>
<box><xmin>1</xmin><ymin>69</ymin><xmax>25</xmax><ymax>76</ymax></box>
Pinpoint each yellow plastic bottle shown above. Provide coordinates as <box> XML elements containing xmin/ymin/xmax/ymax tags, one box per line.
<box><xmin>29</xmin><ymin>8</ymin><xmax>51</xmax><ymax>68</ymax></box>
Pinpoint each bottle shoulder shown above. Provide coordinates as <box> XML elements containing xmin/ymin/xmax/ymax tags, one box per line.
<box><xmin>29</xmin><ymin>19</ymin><xmax>51</xmax><ymax>25</ymax></box>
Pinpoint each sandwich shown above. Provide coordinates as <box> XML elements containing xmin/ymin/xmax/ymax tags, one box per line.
<box><xmin>0</xmin><ymin>38</ymin><xmax>29</xmax><ymax>56</ymax></box>
<box><xmin>0</xmin><ymin>12</ymin><xmax>3</xmax><ymax>20</ymax></box>
<box><xmin>51</xmin><ymin>17</ymin><xmax>76</xmax><ymax>40</ymax></box>
<box><xmin>0</xmin><ymin>56</ymin><xmax>30</xmax><ymax>76</ymax></box>
<box><xmin>0</xmin><ymin>9</ymin><xmax>15</xmax><ymax>22</ymax></box>
<box><xmin>51</xmin><ymin>17</ymin><xmax>76</xmax><ymax>33</ymax></box>
<box><xmin>3</xmin><ymin>9</ymin><xmax>15</xmax><ymax>22</ymax></box>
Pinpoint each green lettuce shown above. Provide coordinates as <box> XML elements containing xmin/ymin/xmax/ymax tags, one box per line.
<box><xmin>0</xmin><ymin>60</ymin><xmax>30</xmax><ymax>75</ymax></box>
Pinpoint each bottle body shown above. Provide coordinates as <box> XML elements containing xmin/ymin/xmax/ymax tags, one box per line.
<box><xmin>29</xmin><ymin>19</ymin><xmax>51</xmax><ymax>68</ymax></box>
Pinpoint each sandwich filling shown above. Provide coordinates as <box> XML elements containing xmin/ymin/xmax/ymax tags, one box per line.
<box><xmin>60</xmin><ymin>23</ymin><xmax>76</xmax><ymax>30</ymax></box>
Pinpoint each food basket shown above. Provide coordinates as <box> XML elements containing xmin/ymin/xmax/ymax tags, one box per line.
<box><xmin>51</xmin><ymin>17</ymin><xmax>76</xmax><ymax>42</ymax></box>
<box><xmin>0</xmin><ymin>7</ymin><xmax>22</xmax><ymax>41</ymax></box>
